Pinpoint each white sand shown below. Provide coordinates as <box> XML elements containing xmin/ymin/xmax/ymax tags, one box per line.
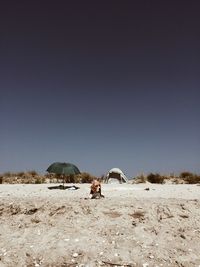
<box><xmin>0</xmin><ymin>183</ymin><xmax>200</xmax><ymax>267</ymax></box>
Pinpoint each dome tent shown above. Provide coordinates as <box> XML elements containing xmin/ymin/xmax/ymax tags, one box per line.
<box><xmin>105</xmin><ymin>168</ymin><xmax>128</xmax><ymax>183</ymax></box>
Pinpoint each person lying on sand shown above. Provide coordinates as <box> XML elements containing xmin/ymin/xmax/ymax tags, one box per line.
<box><xmin>90</xmin><ymin>179</ymin><xmax>104</xmax><ymax>199</ymax></box>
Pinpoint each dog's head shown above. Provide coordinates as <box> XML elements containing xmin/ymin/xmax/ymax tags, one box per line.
<box><xmin>91</xmin><ymin>180</ymin><xmax>101</xmax><ymax>193</ymax></box>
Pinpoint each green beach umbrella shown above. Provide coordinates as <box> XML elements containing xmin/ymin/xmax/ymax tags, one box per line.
<box><xmin>46</xmin><ymin>162</ymin><xmax>81</xmax><ymax>187</ymax></box>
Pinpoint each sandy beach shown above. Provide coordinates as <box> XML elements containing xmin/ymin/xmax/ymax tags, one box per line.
<box><xmin>0</xmin><ymin>183</ymin><xmax>200</xmax><ymax>267</ymax></box>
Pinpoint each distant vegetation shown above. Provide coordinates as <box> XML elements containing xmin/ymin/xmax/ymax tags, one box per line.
<box><xmin>0</xmin><ymin>171</ymin><xmax>99</xmax><ymax>184</ymax></box>
<box><xmin>0</xmin><ymin>171</ymin><xmax>200</xmax><ymax>184</ymax></box>
<box><xmin>133</xmin><ymin>172</ymin><xmax>200</xmax><ymax>184</ymax></box>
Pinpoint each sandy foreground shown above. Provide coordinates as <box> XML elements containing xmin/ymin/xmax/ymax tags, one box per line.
<box><xmin>0</xmin><ymin>183</ymin><xmax>200</xmax><ymax>267</ymax></box>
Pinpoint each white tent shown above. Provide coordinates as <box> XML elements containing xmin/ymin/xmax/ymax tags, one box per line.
<box><xmin>105</xmin><ymin>168</ymin><xmax>128</xmax><ymax>183</ymax></box>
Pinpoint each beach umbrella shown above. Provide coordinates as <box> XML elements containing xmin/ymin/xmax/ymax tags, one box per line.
<box><xmin>46</xmin><ymin>162</ymin><xmax>81</xmax><ymax>187</ymax></box>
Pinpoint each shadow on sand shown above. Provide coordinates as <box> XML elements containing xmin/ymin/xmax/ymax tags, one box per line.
<box><xmin>48</xmin><ymin>185</ymin><xmax>80</xmax><ymax>190</ymax></box>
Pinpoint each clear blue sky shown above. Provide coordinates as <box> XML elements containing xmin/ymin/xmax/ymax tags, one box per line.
<box><xmin>0</xmin><ymin>1</ymin><xmax>199</xmax><ymax>177</ymax></box>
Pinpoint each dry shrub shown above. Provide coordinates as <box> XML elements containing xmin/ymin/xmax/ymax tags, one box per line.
<box><xmin>173</xmin><ymin>178</ymin><xmax>185</xmax><ymax>184</ymax></box>
<box><xmin>50</xmin><ymin>172</ymin><xmax>98</xmax><ymax>183</ymax></box>
<box><xmin>3</xmin><ymin>172</ymin><xmax>11</xmax><ymax>177</ymax></box>
<box><xmin>28</xmin><ymin>170</ymin><xmax>38</xmax><ymax>177</ymax></box>
<box><xmin>133</xmin><ymin>174</ymin><xmax>147</xmax><ymax>184</ymax></box>
<box><xmin>44</xmin><ymin>173</ymin><xmax>57</xmax><ymax>183</ymax></box>
<box><xmin>179</xmin><ymin>172</ymin><xmax>193</xmax><ymax>178</ymax></box>
<box><xmin>184</xmin><ymin>175</ymin><xmax>200</xmax><ymax>184</ymax></box>
<box><xmin>147</xmin><ymin>173</ymin><xmax>165</xmax><ymax>184</ymax></box>
<box><xmin>1</xmin><ymin>171</ymin><xmax>46</xmax><ymax>184</ymax></box>
<box><xmin>79</xmin><ymin>172</ymin><xmax>97</xmax><ymax>183</ymax></box>
<box><xmin>64</xmin><ymin>174</ymin><xmax>76</xmax><ymax>183</ymax></box>
<box><xmin>179</xmin><ymin>172</ymin><xmax>200</xmax><ymax>184</ymax></box>
<box><xmin>17</xmin><ymin>172</ymin><xmax>25</xmax><ymax>177</ymax></box>
<box><xmin>35</xmin><ymin>177</ymin><xmax>46</xmax><ymax>184</ymax></box>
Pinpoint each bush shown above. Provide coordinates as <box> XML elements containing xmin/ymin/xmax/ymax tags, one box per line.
<box><xmin>180</xmin><ymin>172</ymin><xmax>194</xmax><ymax>179</ymax></box>
<box><xmin>35</xmin><ymin>177</ymin><xmax>45</xmax><ymax>184</ymax></box>
<box><xmin>3</xmin><ymin>172</ymin><xmax>11</xmax><ymax>177</ymax></box>
<box><xmin>64</xmin><ymin>174</ymin><xmax>76</xmax><ymax>183</ymax></box>
<box><xmin>183</xmin><ymin>175</ymin><xmax>200</xmax><ymax>184</ymax></box>
<box><xmin>28</xmin><ymin>170</ymin><xmax>38</xmax><ymax>177</ymax></box>
<box><xmin>147</xmin><ymin>173</ymin><xmax>165</xmax><ymax>184</ymax></box>
<box><xmin>179</xmin><ymin>172</ymin><xmax>200</xmax><ymax>184</ymax></box>
<box><xmin>133</xmin><ymin>174</ymin><xmax>147</xmax><ymax>184</ymax></box>
<box><xmin>17</xmin><ymin>172</ymin><xmax>25</xmax><ymax>177</ymax></box>
<box><xmin>79</xmin><ymin>172</ymin><xmax>96</xmax><ymax>183</ymax></box>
